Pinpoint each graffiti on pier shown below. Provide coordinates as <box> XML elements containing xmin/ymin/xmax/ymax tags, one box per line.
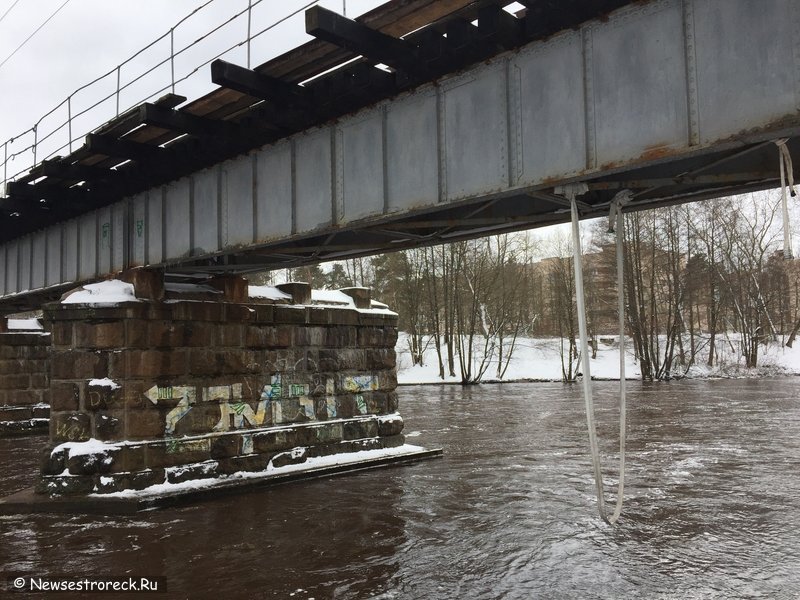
<box><xmin>250</xmin><ymin>374</ymin><xmax>316</xmax><ymax>427</ymax></box>
<box><xmin>343</xmin><ymin>375</ymin><xmax>376</xmax><ymax>416</ymax></box>
<box><xmin>342</xmin><ymin>375</ymin><xmax>377</xmax><ymax>393</ymax></box>
<box><xmin>325</xmin><ymin>378</ymin><xmax>337</xmax><ymax>418</ymax></box>
<box><xmin>55</xmin><ymin>418</ymin><xmax>89</xmax><ymax>442</ymax></box>
<box><xmin>166</xmin><ymin>438</ymin><xmax>210</xmax><ymax>455</ymax></box>
<box><xmin>152</xmin><ymin>372</ymin><xmax>376</xmax><ymax>435</ymax></box>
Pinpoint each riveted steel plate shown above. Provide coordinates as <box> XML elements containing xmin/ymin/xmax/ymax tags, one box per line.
<box><xmin>255</xmin><ymin>141</ymin><xmax>293</xmax><ymax>241</ymax></box>
<box><xmin>295</xmin><ymin>129</ymin><xmax>333</xmax><ymax>233</ymax></box>
<box><xmin>385</xmin><ymin>88</ymin><xmax>439</xmax><ymax>212</ymax></box>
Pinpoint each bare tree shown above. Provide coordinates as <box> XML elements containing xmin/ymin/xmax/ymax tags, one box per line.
<box><xmin>712</xmin><ymin>194</ymin><xmax>783</xmax><ymax>367</ymax></box>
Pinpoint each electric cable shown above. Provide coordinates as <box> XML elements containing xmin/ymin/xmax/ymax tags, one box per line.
<box><xmin>0</xmin><ymin>0</ymin><xmax>23</xmax><ymax>27</ymax></box>
<box><xmin>0</xmin><ymin>0</ymin><xmax>72</xmax><ymax>71</ymax></box>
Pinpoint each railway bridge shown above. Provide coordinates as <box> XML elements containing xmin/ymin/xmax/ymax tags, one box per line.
<box><xmin>0</xmin><ymin>0</ymin><xmax>796</xmax><ymax>309</ymax></box>
<box><xmin>0</xmin><ymin>0</ymin><xmax>797</xmax><ymax>508</ymax></box>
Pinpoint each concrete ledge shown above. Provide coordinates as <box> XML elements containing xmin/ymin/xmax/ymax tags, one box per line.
<box><xmin>0</xmin><ymin>418</ymin><xmax>49</xmax><ymax>437</ymax></box>
<box><xmin>0</xmin><ymin>444</ymin><xmax>442</xmax><ymax>515</ymax></box>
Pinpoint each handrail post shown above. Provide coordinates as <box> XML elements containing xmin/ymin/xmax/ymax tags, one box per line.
<box><xmin>67</xmin><ymin>96</ymin><xmax>73</xmax><ymax>153</ymax></box>
<box><xmin>170</xmin><ymin>28</ymin><xmax>176</xmax><ymax>94</ymax></box>
<box><xmin>247</xmin><ymin>0</ymin><xmax>253</xmax><ymax>69</ymax></box>
<box><xmin>3</xmin><ymin>141</ymin><xmax>7</xmax><ymax>193</ymax></box>
<box><xmin>32</xmin><ymin>125</ymin><xmax>38</xmax><ymax>166</ymax></box>
<box><xmin>116</xmin><ymin>66</ymin><xmax>121</xmax><ymax>116</ymax></box>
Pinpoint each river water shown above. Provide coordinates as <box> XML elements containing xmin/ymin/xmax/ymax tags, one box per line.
<box><xmin>1</xmin><ymin>378</ymin><xmax>799</xmax><ymax>599</ymax></box>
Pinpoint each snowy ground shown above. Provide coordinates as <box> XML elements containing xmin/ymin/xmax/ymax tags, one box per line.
<box><xmin>396</xmin><ymin>333</ymin><xmax>800</xmax><ymax>384</ymax></box>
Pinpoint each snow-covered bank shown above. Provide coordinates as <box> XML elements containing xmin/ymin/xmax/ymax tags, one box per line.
<box><xmin>396</xmin><ymin>333</ymin><xmax>800</xmax><ymax>384</ymax></box>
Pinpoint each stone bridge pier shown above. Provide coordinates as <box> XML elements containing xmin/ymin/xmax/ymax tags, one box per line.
<box><xmin>0</xmin><ymin>318</ymin><xmax>50</xmax><ymax>436</ymax></box>
<box><xmin>1</xmin><ymin>270</ymin><xmax>428</xmax><ymax>506</ymax></box>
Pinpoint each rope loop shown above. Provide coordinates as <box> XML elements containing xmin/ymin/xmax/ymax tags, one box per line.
<box><xmin>775</xmin><ymin>139</ymin><xmax>795</xmax><ymax>259</ymax></box>
<box><xmin>556</xmin><ymin>183</ymin><xmax>627</xmax><ymax>525</ymax></box>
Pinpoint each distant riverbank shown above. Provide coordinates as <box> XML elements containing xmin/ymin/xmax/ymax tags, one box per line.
<box><xmin>396</xmin><ymin>333</ymin><xmax>800</xmax><ymax>384</ymax></box>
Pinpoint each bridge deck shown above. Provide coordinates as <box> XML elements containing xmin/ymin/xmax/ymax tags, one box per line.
<box><xmin>0</xmin><ymin>0</ymin><xmax>798</xmax><ymax>311</ymax></box>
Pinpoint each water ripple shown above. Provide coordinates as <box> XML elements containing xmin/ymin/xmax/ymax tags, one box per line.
<box><xmin>1</xmin><ymin>379</ymin><xmax>800</xmax><ymax>598</ymax></box>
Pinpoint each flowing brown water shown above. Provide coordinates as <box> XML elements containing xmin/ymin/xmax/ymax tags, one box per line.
<box><xmin>1</xmin><ymin>378</ymin><xmax>799</xmax><ymax>599</ymax></box>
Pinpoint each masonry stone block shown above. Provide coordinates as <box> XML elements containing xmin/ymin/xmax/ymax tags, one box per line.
<box><xmin>315</xmin><ymin>422</ymin><xmax>344</xmax><ymax>444</ymax></box>
<box><xmin>128</xmin><ymin>469</ymin><xmax>166</xmax><ymax>491</ymax></box>
<box><xmin>126</xmin><ymin>349</ymin><xmax>188</xmax><ymax>378</ymax></box>
<box><xmin>336</xmin><ymin>396</ymin><xmax>356</xmax><ymax>419</ymax></box>
<box><xmin>67</xmin><ymin>447</ymin><xmax>120</xmax><ymax>475</ymax></box>
<box><xmin>292</xmin><ymin>326</ymin><xmax>326</xmax><ymax>347</ymax></box>
<box><xmin>32</xmin><ymin>404</ymin><xmax>49</xmax><ymax>419</ymax></box>
<box><xmin>0</xmin><ymin>406</ymin><xmax>31</xmax><ymax>421</ymax></box>
<box><xmin>339</xmin><ymin>287</ymin><xmax>371</xmax><ymax>309</ymax></box>
<box><xmin>40</xmin><ymin>446</ymin><xmax>65</xmax><ymax>476</ymax></box>
<box><xmin>276</xmin><ymin>282</ymin><xmax>311</xmax><ymax>305</ymax></box>
<box><xmin>367</xmin><ymin>392</ymin><xmax>389</xmax><ymax>415</ymax></box>
<box><xmin>111</xmin><ymin>445</ymin><xmax>147</xmax><ymax>474</ymax></box>
<box><xmin>30</xmin><ymin>373</ymin><xmax>48</xmax><ymax>389</ymax></box>
<box><xmin>84</xmin><ymin>382</ymin><xmax>121</xmax><ymax>411</ymax></box>
<box><xmin>216</xmin><ymin>454</ymin><xmax>271</xmax><ymax>475</ymax></box>
<box><xmin>210</xmin><ymin>434</ymin><xmax>242</xmax><ymax>459</ymax></box>
<box><xmin>174</xmin><ymin>403</ymin><xmax>221</xmax><ymax>436</ymax></box>
<box><xmin>48</xmin><ymin>323</ymin><xmax>73</xmax><ymax>347</ymax></box>
<box><xmin>381</xmin><ymin>434</ymin><xmax>406</xmax><ymax>449</ymax></box>
<box><xmin>376</xmin><ymin>370</ymin><xmax>398</xmax><ymax>391</ymax></box>
<box><xmin>0</xmin><ymin>374</ymin><xmax>30</xmax><ymax>390</ymax></box>
<box><xmin>73</xmin><ymin>321</ymin><xmax>125</xmax><ymax>349</ymax></box>
<box><xmin>94</xmin><ymin>476</ymin><xmax>125</xmax><ymax>494</ymax></box>
<box><xmin>387</xmin><ymin>391</ymin><xmax>399</xmax><ymax>413</ymax></box>
<box><xmin>274</xmin><ymin>325</ymin><xmax>293</xmax><ymax>347</ymax></box>
<box><xmin>125</xmin><ymin>408</ymin><xmax>167</xmax><ymax>440</ymax></box>
<box><xmin>352</xmin><ymin>438</ymin><xmax>383</xmax><ymax>452</ymax></box>
<box><xmin>343</xmin><ymin>419</ymin><xmax>379</xmax><ymax>441</ymax></box>
<box><xmin>51</xmin><ymin>412</ymin><xmax>91</xmax><ymax>443</ymax></box>
<box><xmin>52</xmin><ymin>350</ymin><xmax>107</xmax><ymax>380</ymax></box>
<box><xmin>166</xmin><ymin>461</ymin><xmax>219</xmax><ymax>484</ymax></box>
<box><xmin>94</xmin><ymin>411</ymin><xmax>123</xmax><ymax>441</ymax></box>
<box><xmin>0</xmin><ymin>359</ymin><xmax>21</xmax><ymax>375</ymax></box>
<box><xmin>328</xmin><ymin>308</ymin><xmax>359</xmax><ymax>326</ymax></box>
<box><xmin>271</xmin><ymin>448</ymin><xmax>307</xmax><ymax>469</ymax></box>
<box><xmin>306</xmin><ymin>307</ymin><xmax>329</xmax><ymax>326</ymax></box>
<box><xmin>207</xmin><ymin>275</ymin><xmax>249</xmax><ymax>303</ymax></box>
<box><xmin>245</xmin><ymin>325</ymin><xmax>274</xmax><ymax>348</ymax></box>
<box><xmin>124</xmin><ymin>319</ymin><xmax>148</xmax><ymax>349</ymax></box>
<box><xmin>123</xmin><ymin>381</ymin><xmax>149</xmax><ymax>409</ymax></box>
<box><xmin>120</xmin><ymin>267</ymin><xmax>165</xmax><ymax>301</ymax></box>
<box><xmin>216</xmin><ymin>323</ymin><xmax>244</xmax><ymax>347</ymax></box>
<box><xmin>16</xmin><ymin>390</ymin><xmax>44</xmax><ymax>406</ymax></box>
<box><xmin>304</xmin><ymin>442</ymin><xmax>338</xmax><ymax>459</ymax></box>
<box><xmin>147</xmin><ymin>320</ymin><xmax>212</xmax><ymax>348</ymax></box>
<box><xmin>252</xmin><ymin>304</ymin><xmax>275</xmax><ymax>323</ymax></box>
<box><xmin>377</xmin><ymin>414</ymin><xmax>404</xmax><ymax>437</ymax></box>
<box><xmin>145</xmin><ymin>439</ymin><xmax>211</xmax><ymax>469</ymax></box>
<box><xmin>253</xmin><ymin>429</ymin><xmax>297</xmax><ymax>454</ymax></box>
<box><xmin>326</xmin><ymin>326</ymin><xmax>358</xmax><ymax>347</ymax></box>
<box><xmin>170</xmin><ymin>302</ymin><xmax>224</xmax><ymax>322</ymax></box>
<box><xmin>274</xmin><ymin>305</ymin><xmax>308</xmax><ymax>325</ymax></box>
<box><xmin>294</xmin><ymin>426</ymin><xmax>318</xmax><ymax>447</ymax></box>
<box><xmin>37</xmin><ymin>474</ymin><xmax>95</xmax><ymax>496</ymax></box>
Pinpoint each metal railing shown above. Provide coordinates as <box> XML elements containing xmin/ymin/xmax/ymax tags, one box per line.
<box><xmin>0</xmin><ymin>0</ymin><xmax>334</xmax><ymax>194</ymax></box>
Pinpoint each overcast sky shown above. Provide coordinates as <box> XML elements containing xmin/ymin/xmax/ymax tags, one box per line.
<box><xmin>0</xmin><ymin>0</ymin><xmax>383</xmax><ymax>179</ymax></box>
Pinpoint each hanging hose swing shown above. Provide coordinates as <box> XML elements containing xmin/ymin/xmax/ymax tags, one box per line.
<box><xmin>775</xmin><ymin>139</ymin><xmax>795</xmax><ymax>260</ymax></box>
<box><xmin>556</xmin><ymin>184</ymin><xmax>629</xmax><ymax>525</ymax></box>
<box><xmin>554</xmin><ymin>139</ymin><xmax>797</xmax><ymax>523</ymax></box>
